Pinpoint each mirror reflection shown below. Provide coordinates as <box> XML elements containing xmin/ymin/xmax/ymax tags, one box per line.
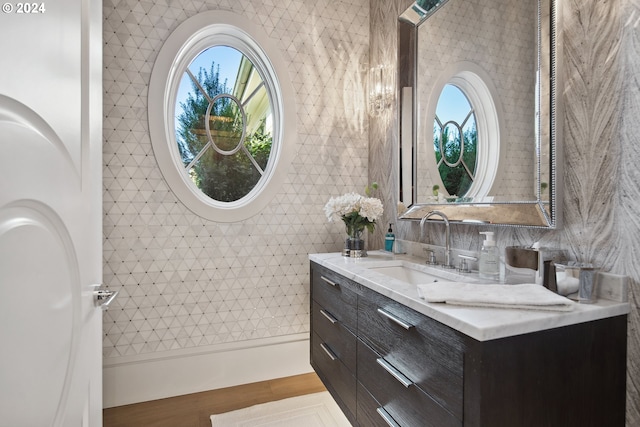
<box><xmin>431</xmin><ymin>84</ymin><xmax>477</xmax><ymax>200</ymax></box>
<box><xmin>398</xmin><ymin>0</ymin><xmax>560</xmax><ymax>227</ymax></box>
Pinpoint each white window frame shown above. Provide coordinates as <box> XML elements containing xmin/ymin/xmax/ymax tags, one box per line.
<box><xmin>449</xmin><ymin>71</ymin><xmax>500</xmax><ymax>199</ymax></box>
<box><xmin>148</xmin><ymin>10</ymin><xmax>297</xmax><ymax>222</ymax></box>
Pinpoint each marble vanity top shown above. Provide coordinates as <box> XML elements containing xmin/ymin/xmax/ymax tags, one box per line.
<box><xmin>309</xmin><ymin>251</ymin><xmax>631</xmax><ymax>341</ymax></box>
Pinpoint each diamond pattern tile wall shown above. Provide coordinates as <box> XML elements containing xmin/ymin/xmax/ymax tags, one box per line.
<box><xmin>103</xmin><ymin>0</ymin><xmax>370</xmax><ymax>359</ymax></box>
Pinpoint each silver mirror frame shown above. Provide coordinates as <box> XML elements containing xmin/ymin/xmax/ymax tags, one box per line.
<box><xmin>397</xmin><ymin>0</ymin><xmax>563</xmax><ymax>228</ymax></box>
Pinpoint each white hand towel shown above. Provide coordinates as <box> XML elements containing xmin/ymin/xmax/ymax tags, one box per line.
<box><xmin>417</xmin><ymin>282</ymin><xmax>574</xmax><ymax>312</ymax></box>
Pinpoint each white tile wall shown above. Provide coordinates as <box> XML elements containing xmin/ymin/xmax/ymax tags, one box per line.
<box><xmin>103</xmin><ymin>0</ymin><xmax>370</xmax><ymax>360</ymax></box>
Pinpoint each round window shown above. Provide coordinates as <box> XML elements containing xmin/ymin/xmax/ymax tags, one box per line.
<box><xmin>175</xmin><ymin>46</ymin><xmax>274</xmax><ymax>203</ymax></box>
<box><xmin>433</xmin><ymin>84</ymin><xmax>477</xmax><ymax>197</ymax></box>
<box><xmin>427</xmin><ymin>67</ymin><xmax>502</xmax><ymax>201</ymax></box>
<box><xmin>149</xmin><ymin>11</ymin><xmax>296</xmax><ymax>222</ymax></box>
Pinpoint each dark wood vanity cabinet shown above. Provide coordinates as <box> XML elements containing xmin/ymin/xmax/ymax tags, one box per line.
<box><xmin>310</xmin><ymin>263</ymin><xmax>359</xmax><ymax>423</ymax></box>
<box><xmin>310</xmin><ymin>261</ymin><xmax>628</xmax><ymax>427</ymax></box>
<box><xmin>358</xmin><ymin>287</ymin><xmax>465</xmax><ymax>422</ymax></box>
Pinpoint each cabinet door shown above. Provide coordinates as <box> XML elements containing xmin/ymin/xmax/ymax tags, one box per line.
<box><xmin>312</xmin><ymin>301</ymin><xmax>357</xmax><ymax>371</ymax></box>
<box><xmin>357</xmin><ymin>382</ymin><xmax>397</xmax><ymax>427</ymax></box>
<box><xmin>463</xmin><ymin>315</ymin><xmax>628</xmax><ymax>427</ymax></box>
<box><xmin>311</xmin><ymin>263</ymin><xmax>358</xmax><ymax>331</ymax></box>
<box><xmin>357</xmin><ymin>340</ymin><xmax>461</xmax><ymax>427</ymax></box>
<box><xmin>358</xmin><ymin>287</ymin><xmax>465</xmax><ymax>420</ymax></box>
<box><xmin>310</xmin><ymin>331</ymin><xmax>357</xmax><ymax>423</ymax></box>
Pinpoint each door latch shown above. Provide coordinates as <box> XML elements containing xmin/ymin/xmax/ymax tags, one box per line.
<box><xmin>93</xmin><ymin>286</ymin><xmax>118</xmax><ymax>310</ymax></box>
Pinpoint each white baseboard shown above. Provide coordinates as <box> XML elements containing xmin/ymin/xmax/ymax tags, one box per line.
<box><xmin>103</xmin><ymin>334</ymin><xmax>312</xmax><ymax>408</ymax></box>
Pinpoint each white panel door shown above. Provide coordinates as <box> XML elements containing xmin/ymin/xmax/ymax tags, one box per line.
<box><xmin>0</xmin><ymin>1</ymin><xmax>103</xmax><ymax>426</ymax></box>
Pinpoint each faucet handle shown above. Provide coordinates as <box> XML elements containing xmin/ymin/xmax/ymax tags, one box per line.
<box><xmin>457</xmin><ymin>258</ymin><xmax>469</xmax><ymax>273</ymax></box>
<box><xmin>457</xmin><ymin>254</ymin><xmax>478</xmax><ymax>273</ymax></box>
<box><xmin>424</xmin><ymin>249</ymin><xmax>438</xmax><ymax>265</ymax></box>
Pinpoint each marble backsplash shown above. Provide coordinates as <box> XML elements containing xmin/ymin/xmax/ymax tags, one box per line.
<box><xmin>369</xmin><ymin>0</ymin><xmax>639</xmax><ymax>424</ymax></box>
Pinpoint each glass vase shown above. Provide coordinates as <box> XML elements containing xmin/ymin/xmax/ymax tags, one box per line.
<box><xmin>344</xmin><ymin>225</ymin><xmax>366</xmax><ymax>258</ymax></box>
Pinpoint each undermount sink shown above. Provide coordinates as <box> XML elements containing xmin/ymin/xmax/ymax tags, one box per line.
<box><xmin>369</xmin><ymin>264</ymin><xmax>441</xmax><ymax>285</ymax></box>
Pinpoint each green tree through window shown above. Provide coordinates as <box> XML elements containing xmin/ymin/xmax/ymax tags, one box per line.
<box><xmin>433</xmin><ymin>123</ymin><xmax>477</xmax><ymax>196</ymax></box>
<box><xmin>433</xmin><ymin>84</ymin><xmax>477</xmax><ymax>197</ymax></box>
<box><xmin>175</xmin><ymin>47</ymin><xmax>273</xmax><ymax>203</ymax></box>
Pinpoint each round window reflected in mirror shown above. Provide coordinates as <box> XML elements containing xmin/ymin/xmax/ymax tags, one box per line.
<box><xmin>433</xmin><ymin>84</ymin><xmax>477</xmax><ymax>198</ymax></box>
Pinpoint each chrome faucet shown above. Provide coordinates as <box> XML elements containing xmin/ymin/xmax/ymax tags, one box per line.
<box><xmin>420</xmin><ymin>210</ymin><xmax>455</xmax><ymax>269</ymax></box>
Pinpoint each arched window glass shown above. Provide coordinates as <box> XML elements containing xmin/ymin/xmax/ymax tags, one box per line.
<box><xmin>433</xmin><ymin>84</ymin><xmax>477</xmax><ymax>197</ymax></box>
<box><xmin>175</xmin><ymin>46</ymin><xmax>274</xmax><ymax>203</ymax></box>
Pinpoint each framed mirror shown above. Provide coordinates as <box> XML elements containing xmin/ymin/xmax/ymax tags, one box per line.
<box><xmin>397</xmin><ymin>0</ymin><xmax>562</xmax><ymax>228</ymax></box>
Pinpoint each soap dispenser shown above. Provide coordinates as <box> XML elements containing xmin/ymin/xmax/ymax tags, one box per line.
<box><xmin>479</xmin><ymin>231</ymin><xmax>499</xmax><ymax>280</ymax></box>
<box><xmin>385</xmin><ymin>223</ymin><xmax>395</xmax><ymax>252</ymax></box>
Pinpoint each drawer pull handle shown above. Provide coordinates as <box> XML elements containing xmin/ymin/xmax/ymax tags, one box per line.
<box><xmin>376</xmin><ymin>358</ymin><xmax>413</xmax><ymax>388</ymax></box>
<box><xmin>320</xmin><ymin>275</ymin><xmax>338</xmax><ymax>287</ymax></box>
<box><xmin>376</xmin><ymin>407</ymin><xmax>401</xmax><ymax>427</ymax></box>
<box><xmin>377</xmin><ymin>308</ymin><xmax>414</xmax><ymax>330</ymax></box>
<box><xmin>320</xmin><ymin>309</ymin><xmax>338</xmax><ymax>324</ymax></box>
<box><xmin>320</xmin><ymin>343</ymin><xmax>338</xmax><ymax>361</ymax></box>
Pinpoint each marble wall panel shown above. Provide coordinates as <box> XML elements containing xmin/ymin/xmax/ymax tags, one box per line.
<box><xmin>620</xmin><ymin>0</ymin><xmax>640</xmax><ymax>421</ymax></box>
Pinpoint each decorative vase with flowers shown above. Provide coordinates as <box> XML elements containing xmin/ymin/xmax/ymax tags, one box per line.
<box><xmin>324</xmin><ymin>183</ymin><xmax>384</xmax><ymax>257</ymax></box>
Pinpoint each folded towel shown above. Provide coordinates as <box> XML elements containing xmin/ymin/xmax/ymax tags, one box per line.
<box><xmin>417</xmin><ymin>282</ymin><xmax>574</xmax><ymax>312</ymax></box>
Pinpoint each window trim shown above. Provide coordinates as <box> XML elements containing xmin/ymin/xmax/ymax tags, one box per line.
<box><xmin>149</xmin><ymin>10</ymin><xmax>297</xmax><ymax>222</ymax></box>
<box><xmin>449</xmin><ymin>72</ymin><xmax>499</xmax><ymax>199</ymax></box>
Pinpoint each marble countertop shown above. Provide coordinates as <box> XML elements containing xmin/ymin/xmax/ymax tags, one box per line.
<box><xmin>309</xmin><ymin>251</ymin><xmax>631</xmax><ymax>342</ymax></box>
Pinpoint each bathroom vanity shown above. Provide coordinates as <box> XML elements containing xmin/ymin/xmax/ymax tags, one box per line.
<box><xmin>309</xmin><ymin>252</ymin><xmax>629</xmax><ymax>427</ymax></box>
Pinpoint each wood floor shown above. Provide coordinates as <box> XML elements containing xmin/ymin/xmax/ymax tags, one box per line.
<box><xmin>103</xmin><ymin>373</ymin><xmax>326</xmax><ymax>427</ymax></box>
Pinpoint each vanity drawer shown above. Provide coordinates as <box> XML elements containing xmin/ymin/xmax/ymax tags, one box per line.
<box><xmin>310</xmin><ymin>331</ymin><xmax>357</xmax><ymax>422</ymax></box>
<box><xmin>311</xmin><ymin>263</ymin><xmax>357</xmax><ymax>331</ymax></box>
<box><xmin>356</xmin><ymin>382</ymin><xmax>395</xmax><ymax>427</ymax></box>
<box><xmin>358</xmin><ymin>287</ymin><xmax>465</xmax><ymax>419</ymax></box>
<box><xmin>357</xmin><ymin>339</ymin><xmax>461</xmax><ymax>427</ymax></box>
<box><xmin>312</xmin><ymin>301</ymin><xmax>357</xmax><ymax>371</ymax></box>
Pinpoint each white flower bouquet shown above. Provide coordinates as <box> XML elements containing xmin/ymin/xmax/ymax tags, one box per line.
<box><xmin>324</xmin><ymin>183</ymin><xmax>384</xmax><ymax>236</ymax></box>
